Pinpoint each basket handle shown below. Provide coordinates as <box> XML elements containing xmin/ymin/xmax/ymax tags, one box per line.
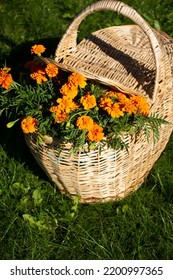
<box><xmin>55</xmin><ymin>0</ymin><xmax>171</xmax><ymax>103</ymax></box>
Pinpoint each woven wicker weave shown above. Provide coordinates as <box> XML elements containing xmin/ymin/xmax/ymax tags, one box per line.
<box><xmin>25</xmin><ymin>0</ymin><xmax>173</xmax><ymax>203</ymax></box>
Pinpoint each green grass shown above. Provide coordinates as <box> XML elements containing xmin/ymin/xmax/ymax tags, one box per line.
<box><xmin>1</xmin><ymin>0</ymin><xmax>173</xmax><ymax>260</ymax></box>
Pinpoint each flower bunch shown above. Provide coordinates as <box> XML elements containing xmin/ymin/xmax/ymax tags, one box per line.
<box><xmin>0</xmin><ymin>67</ymin><xmax>13</xmax><ymax>90</ymax></box>
<box><xmin>0</xmin><ymin>44</ymin><xmax>165</xmax><ymax>152</ymax></box>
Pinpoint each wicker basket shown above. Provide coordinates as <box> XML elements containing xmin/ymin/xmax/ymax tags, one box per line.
<box><xmin>25</xmin><ymin>0</ymin><xmax>173</xmax><ymax>203</ymax></box>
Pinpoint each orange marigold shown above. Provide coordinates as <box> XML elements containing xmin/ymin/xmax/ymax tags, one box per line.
<box><xmin>0</xmin><ymin>68</ymin><xmax>13</xmax><ymax>90</ymax></box>
<box><xmin>50</xmin><ymin>105</ymin><xmax>59</xmax><ymax>116</ymax></box>
<box><xmin>45</xmin><ymin>64</ymin><xmax>58</xmax><ymax>78</ymax></box>
<box><xmin>31</xmin><ymin>44</ymin><xmax>46</xmax><ymax>55</ymax></box>
<box><xmin>50</xmin><ymin>105</ymin><xmax>68</xmax><ymax>123</ymax></box>
<box><xmin>76</xmin><ymin>116</ymin><xmax>94</xmax><ymax>130</ymax></box>
<box><xmin>60</xmin><ymin>81</ymin><xmax>78</xmax><ymax>99</ymax></box>
<box><xmin>107</xmin><ymin>103</ymin><xmax>124</xmax><ymax>118</ymax></box>
<box><xmin>119</xmin><ymin>98</ymin><xmax>137</xmax><ymax>115</ymax></box>
<box><xmin>56</xmin><ymin>96</ymin><xmax>79</xmax><ymax>113</ymax></box>
<box><xmin>99</xmin><ymin>97</ymin><xmax>123</xmax><ymax>118</ymax></box>
<box><xmin>68</xmin><ymin>72</ymin><xmax>87</xmax><ymax>88</ymax></box>
<box><xmin>30</xmin><ymin>72</ymin><xmax>48</xmax><ymax>84</ymax></box>
<box><xmin>21</xmin><ymin>116</ymin><xmax>37</xmax><ymax>134</ymax></box>
<box><xmin>87</xmin><ymin>123</ymin><xmax>104</xmax><ymax>142</ymax></box>
<box><xmin>113</xmin><ymin>92</ymin><xmax>129</xmax><ymax>102</ymax></box>
<box><xmin>80</xmin><ymin>93</ymin><xmax>97</xmax><ymax>110</ymax></box>
<box><xmin>130</xmin><ymin>96</ymin><xmax>150</xmax><ymax>115</ymax></box>
<box><xmin>55</xmin><ymin>110</ymin><xmax>68</xmax><ymax>123</ymax></box>
<box><xmin>99</xmin><ymin>97</ymin><xmax>113</xmax><ymax>110</ymax></box>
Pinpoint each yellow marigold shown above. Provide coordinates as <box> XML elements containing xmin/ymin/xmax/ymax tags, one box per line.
<box><xmin>107</xmin><ymin>103</ymin><xmax>124</xmax><ymax>118</ymax></box>
<box><xmin>130</xmin><ymin>96</ymin><xmax>150</xmax><ymax>115</ymax></box>
<box><xmin>60</xmin><ymin>81</ymin><xmax>78</xmax><ymax>99</ymax></box>
<box><xmin>31</xmin><ymin>44</ymin><xmax>46</xmax><ymax>55</ymax></box>
<box><xmin>0</xmin><ymin>69</ymin><xmax>13</xmax><ymax>90</ymax></box>
<box><xmin>56</xmin><ymin>96</ymin><xmax>79</xmax><ymax>113</ymax></box>
<box><xmin>87</xmin><ymin>123</ymin><xmax>104</xmax><ymax>142</ymax></box>
<box><xmin>45</xmin><ymin>64</ymin><xmax>58</xmax><ymax>78</ymax></box>
<box><xmin>80</xmin><ymin>93</ymin><xmax>97</xmax><ymax>110</ymax></box>
<box><xmin>21</xmin><ymin>116</ymin><xmax>37</xmax><ymax>134</ymax></box>
<box><xmin>30</xmin><ymin>72</ymin><xmax>48</xmax><ymax>84</ymax></box>
<box><xmin>76</xmin><ymin>116</ymin><xmax>94</xmax><ymax>130</ymax></box>
<box><xmin>68</xmin><ymin>72</ymin><xmax>87</xmax><ymax>88</ymax></box>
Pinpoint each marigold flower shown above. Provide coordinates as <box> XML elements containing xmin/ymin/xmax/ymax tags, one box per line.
<box><xmin>107</xmin><ymin>103</ymin><xmax>124</xmax><ymax>118</ymax></box>
<box><xmin>50</xmin><ymin>105</ymin><xmax>68</xmax><ymax>123</ymax></box>
<box><xmin>30</xmin><ymin>72</ymin><xmax>48</xmax><ymax>84</ymax></box>
<box><xmin>119</xmin><ymin>98</ymin><xmax>137</xmax><ymax>115</ymax></box>
<box><xmin>60</xmin><ymin>81</ymin><xmax>78</xmax><ymax>99</ymax></box>
<box><xmin>119</xmin><ymin>92</ymin><xmax>129</xmax><ymax>99</ymax></box>
<box><xmin>0</xmin><ymin>68</ymin><xmax>13</xmax><ymax>90</ymax></box>
<box><xmin>80</xmin><ymin>93</ymin><xmax>97</xmax><ymax>110</ymax></box>
<box><xmin>130</xmin><ymin>96</ymin><xmax>150</xmax><ymax>115</ymax></box>
<box><xmin>29</xmin><ymin>63</ymin><xmax>47</xmax><ymax>82</ymax></box>
<box><xmin>57</xmin><ymin>96</ymin><xmax>79</xmax><ymax>113</ymax></box>
<box><xmin>105</xmin><ymin>91</ymin><xmax>118</xmax><ymax>98</ymax></box>
<box><xmin>55</xmin><ymin>110</ymin><xmax>68</xmax><ymax>123</ymax></box>
<box><xmin>21</xmin><ymin>116</ymin><xmax>38</xmax><ymax>134</ymax></box>
<box><xmin>99</xmin><ymin>97</ymin><xmax>113</xmax><ymax>110</ymax></box>
<box><xmin>87</xmin><ymin>123</ymin><xmax>104</xmax><ymax>142</ymax></box>
<box><xmin>76</xmin><ymin>116</ymin><xmax>94</xmax><ymax>130</ymax></box>
<box><xmin>45</xmin><ymin>64</ymin><xmax>58</xmax><ymax>78</ymax></box>
<box><xmin>113</xmin><ymin>92</ymin><xmax>129</xmax><ymax>102</ymax></box>
<box><xmin>99</xmin><ymin>97</ymin><xmax>123</xmax><ymax>118</ymax></box>
<box><xmin>68</xmin><ymin>72</ymin><xmax>87</xmax><ymax>88</ymax></box>
<box><xmin>50</xmin><ymin>105</ymin><xmax>59</xmax><ymax>114</ymax></box>
<box><xmin>31</xmin><ymin>44</ymin><xmax>46</xmax><ymax>55</ymax></box>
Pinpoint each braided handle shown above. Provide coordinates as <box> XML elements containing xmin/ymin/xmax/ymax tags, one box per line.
<box><xmin>55</xmin><ymin>0</ymin><xmax>171</xmax><ymax>102</ymax></box>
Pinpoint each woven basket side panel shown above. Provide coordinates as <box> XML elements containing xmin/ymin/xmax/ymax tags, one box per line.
<box><xmin>25</xmin><ymin>120</ymin><xmax>173</xmax><ymax>203</ymax></box>
<box><xmin>156</xmin><ymin>29</ymin><xmax>173</xmax><ymax>76</ymax></box>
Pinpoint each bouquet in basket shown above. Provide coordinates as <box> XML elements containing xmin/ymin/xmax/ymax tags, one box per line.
<box><xmin>0</xmin><ymin>44</ymin><xmax>167</xmax><ymax>153</ymax></box>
